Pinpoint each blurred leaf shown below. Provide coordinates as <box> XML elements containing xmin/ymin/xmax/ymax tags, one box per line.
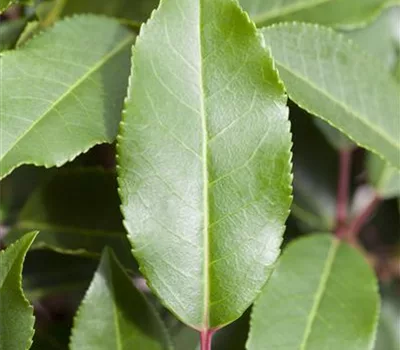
<box><xmin>0</xmin><ymin>231</ymin><xmax>37</xmax><ymax>350</ymax></box>
<box><xmin>240</xmin><ymin>0</ymin><xmax>398</xmax><ymax>29</ymax></box>
<box><xmin>6</xmin><ymin>168</ymin><xmax>133</xmax><ymax>266</ymax></box>
<box><xmin>70</xmin><ymin>248</ymin><xmax>172</xmax><ymax>350</ymax></box>
<box><xmin>118</xmin><ymin>0</ymin><xmax>292</xmax><ymax>329</ymax></box>
<box><xmin>22</xmin><ymin>249</ymin><xmax>97</xmax><ymax>301</ymax></box>
<box><xmin>15</xmin><ymin>20</ymin><xmax>40</xmax><ymax>47</ymax></box>
<box><xmin>344</xmin><ymin>7</ymin><xmax>400</xmax><ymax>71</ymax></box>
<box><xmin>0</xmin><ymin>15</ymin><xmax>134</xmax><ymax>179</ymax></box>
<box><xmin>367</xmin><ymin>153</ymin><xmax>400</xmax><ymax>199</ymax></box>
<box><xmin>262</xmin><ymin>23</ymin><xmax>400</xmax><ymax>169</ymax></box>
<box><xmin>0</xmin><ymin>0</ymin><xmax>31</xmax><ymax>13</ymax></box>
<box><xmin>374</xmin><ymin>288</ymin><xmax>400</xmax><ymax>350</ymax></box>
<box><xmin>248</xmin><ymin>234</ymin><xmax>380</xmax><ymax>350</ymax></box>
<box><xmin>0</xmin><ymin>18</ymin><xmax>26</xmax><ymax>51</ymax></box>
<box><xmin>290</xmin><ymin>105</ymin><xmax>337</xmax><ymax>231</ymax></box>
<box><xmin>313</xmin><ymin>118</ymin><xmax>354</xmax><ymax>150</ymax></box>
<box><xmin>61</xmin><ymin>0</ymin><xmax>159</xmax><ymax>23</ymax></box>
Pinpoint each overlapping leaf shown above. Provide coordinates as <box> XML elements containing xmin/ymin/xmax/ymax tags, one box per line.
<box><xmin>5</xmin><ymin>168</ymin><xmax>133</xmax><ymax>265</ymax></box>
<box><xmin>262</xmin><ymin>23</ymin><xmax>400</xmax><ymax>169</ymax></box>
<box><xmin>0</xmin><ymin>231</ymin><xmax>38</xmax><ymax>350</ymax></box>
<box><xmin>0</xmin><ymin>15</ymin><xmax>134</xmax><ymax>179</ymax></box>
<box><xmin>70</xmin><ymin>248</ymin><xmax>172</xmax><ymax>350</ymax></box>
<box><xmin>240</xmin><ymin>0</ymin><xmax>399</xmax><ymax>29</ymax></box>
<box><xmin>118</xmin><ymin>0</ymin><xmax>292</xmax><ymax>329</ymax></box>
<box><xmin>247</xmin><ymin>234</ymin><xmax>380</xmax><ymax>350</ymax></box>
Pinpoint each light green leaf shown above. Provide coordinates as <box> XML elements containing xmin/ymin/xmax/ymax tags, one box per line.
<box><xmin>118</xmin><ymin>0</ymin><xmax>292</xmax><ymax>330</ymax></box>
<box><xmin>241</xmin><ymin>0</ymin><xmax>399</xmax><ymax>29</ymax></box>
<box><xmin>247</xmin><ymin>234</ymin><xmax>380</xmax><ymax>350</ymax></box>
<box><xmin>367</xmin><ymin>153</ymin><xmax>400</xmax><ymax>199</ymax></box>
<box><xmin>5</xmin><ymin>168</ymin><xmax>133</xmax><ymax>265</ymax></box>
<box><xmin>262</xmin><ymin>23</ymin><xmax>400</xmax><ymax>169</ymax></box>
<box><xmin>70</xmin><ymin>248</ymin><xmax>172</xmax><ymax>350</ymax></box>
<box><xmin>0</xmin><ymin>15</ymin><xmax>135</xmax><ymax>180</ymax></box>
<box><xmin>0</xmin><ymin>231</ymin><xmax>38</xmax><ymax>350</ymax></box>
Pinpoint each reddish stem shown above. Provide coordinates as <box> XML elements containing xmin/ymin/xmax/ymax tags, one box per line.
<box><xmin>348</xmin><ymin>194</ymin><xmax>381</xmax><ymax>238</ymax></box>
<box><xmin>200</xmin><ymin>329</ymin><xmax>215</xmax><ymax>350</ymax></box>
<box><xmin>335</xmin><ymin>149</ymin><xmax>352</xmax><ymax>238</ymax></box>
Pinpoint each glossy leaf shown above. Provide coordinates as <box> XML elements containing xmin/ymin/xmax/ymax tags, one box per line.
<box><xmin>0</xmin><ymin>15</ymin><xmax>134</xmax><ymax>179</ymax></box>
<box><xmin>70</xmin><ymin>248</ymin><xmax>172</xmax><ymax>350</ymax></box>
<box><xmin>367</xmin><ymin>153</ymin><xmax>400</xmax><ymax>199</ymax></box>
<box><xmin>240</xmin><ymin>0</ymin><xmax>398</xmax><ymax>29</ymax></box>
<box><xmin>5</xmin><ymin>168</ymin><xmax>133</xmax><ymax>265</ymax></box>
<box><xmin>118</xmin><ymin>0</ymin><xmax>292</xmax><ymax>329</ymax></box>
<box><xmin>247</xmin><ymin>234</ymin><xmax>380</xmax><ymax>350</ymax></box>
<box><xmin>262</xmin><ymin>23</ymin><xmax>400</xmax><ymax>169</ymax></box>
<box><xmin>0</xmin><ymin>231</ymin><xmax>38</xmax><ymax>350</ymax></box>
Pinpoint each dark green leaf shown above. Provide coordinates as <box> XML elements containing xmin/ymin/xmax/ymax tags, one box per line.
<box><xmin>262</xmin><ymin>23</ymin><xmax>400</xmax><ymax>169</ymax></box>
<box><xmin>0</xmin><ymin>18</ymin><xmax>26</xmax><ymax>51</ymax></box>
<box><xmin>70</xmin><ymin>248</ymin><xmax>172</xmax><ymax>350</ymax></box>
<box><xmin>0</xmin><ymin>15</ymin><xmax>135</xmax><ymax>179</ymax></box>
<box><xmin>0</xmin><ymin>231</ymin><xmax>38</xmax><ymax>350</ymax></box>
<box><xmin>118</xmin><ymin>0</ymin><xmax>292</xmax><ymax>329</ymax></box>
<box><xmin>247</xmin><ymin>234</ymin><xmax>380</xmax><ymax>350</ymax></box>
<box><xmin>6</xmin><ymin>168</ymin><xmax>133</xmax><ymax>265</ymax></box>
<box><xmin>241</xmin><ymin>0</ymin><xmax>398</xmax><ymax>29</ymax></box>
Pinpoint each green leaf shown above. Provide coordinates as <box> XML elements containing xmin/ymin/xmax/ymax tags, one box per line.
<box><xmin>0</xmin><ymin>18</ymin><xmax>26</xmax><ymax>51</ymax></box>
<box><xmin>313</xmin><ymin>118</ymin><xmax>354</xmax><ymax>150</ymax></box>
<box><xmin>241</xmin><ymin>0</ymin><xmax>398</xmax><ymax>29</ymax></box>
<box><xmin>0</xmin><ymin>15</ymin><xmax>135</xmax><ymax>180</ymax></box>
<box><xmin>344</xmin><ymin>7</ymin><xmax>400</xmax><ymax>72</ymax></box>
<box><xmin>0</xmin><ymin>231</ymin><xmax>38</xmax><ymax>350</ymax></box>
<box><xmin>60</xmin><ymin>0</ymin><xmax>159</xmax><ymax>24</ymax></box>
<box><xmin>22</xmin><ymin>249</ymin><xmax>97</xmax><ymax>301</ymax></box>
<box><xmin>117</xmin><ymin>0</ymin><xmax>292</xmax><ymax>329</ymax></box>
<box><xmin>367</xmin><ymin>153</ymin><xmax>400</xmax><ymax>199</ymax></box>
<box><xmin>5</xmin><ymin>168</ymin><xmax>133</xmax><ymax>265</ymax></box>
<box><xmin>70</xmin><ymin>248</ymin><xmax>172</xmax><ymax>350</ymax></box>
<box><xmin>262</xmin><ymin>23</ymin><xmax>400</xmax><ymax>169</ymax></box>
<box><xmin>247</xmin><ymin>234</ymin><xmax>380</xmax><ymax>350</ymax></box>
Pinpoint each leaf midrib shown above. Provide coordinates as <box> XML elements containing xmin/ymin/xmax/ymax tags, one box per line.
<box><xmin>300</xmin><ymin>238</ymin><xmax>339</xmax><ymax>349</ymax></box>
<box><xmin>275</xmin><ymin>61</ymin><xmax>399</xmax><ymax>149</ymax></box>
<box><xmin>252</xmin><ymin>0</ymin><xmax>332</xmax><ymax>24</ymax></box>
<box><xmin>1</xmin><ymin>34</ymin><xmax>134</xmax><ymax>162</ymax></box>
<box><xmin>198</xmin><ymin>2</ymin><xmax>210</xmax><ymax>330</ymax></box>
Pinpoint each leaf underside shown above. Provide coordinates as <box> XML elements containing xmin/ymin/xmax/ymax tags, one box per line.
<box><xmin>118</xmin><ymin>0</ymin><xmax>292</xmax><ymax>330</ymax></box>
<box><xmin>0</xmin><ymin>231</ymin><xmax>38</xmax><ymax>350</ymax></box>
<box><xmin>262</xmin><ymin>22</ymin><xmax>400</xmax><ymax>169</ymax></box>
<box><xmin>0</xmin><ymin>15</ymin><xmax>134</xmax><ymax>180</ymax></box>
<box><xmin>247</xmin><ymin>234</ymin><xmax>380</xmax><ymax>350</ymax></box>
<box><xmin>70</xmin><ymin>248</ymin><xmax>172</xmax><ymax>350</ymax></box>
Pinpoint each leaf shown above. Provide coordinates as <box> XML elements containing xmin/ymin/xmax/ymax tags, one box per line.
<box><xmin>5</xmin><ymin>168</ymin><xmax>133</xmax><ymax>266</ymax></box>
<box><xmin>240</xmin><ymin>0</ymin><xmax>398</xmax><ymax>29</ymax></box>
<box><xmin>0</xmin><ymin>0</ymin><xmax>31</xmax><ymax>13</ymax></box>
<box><xmin>22</xmin><ymin>249</ymin><xmax>97</xmax><ymax>301</ymax></box>
<box><xmin>0</xmin><ymin>18</ymin><xmax>26</xmax><ymax>51</ymax></box>
<box><xmin>0</xmin><ymin>15</ymin><xmax>135</xmax><ymax>180</ymax></box>
<box><xmin>313</xmin><ymin>118</ymin><xmax>354</xmax><ymax>150</ymax></box>
<box><xmin>0</xmin><ymin>231</ymin><xmax>38</xmax><ymax>350</ymax></box>
<box><xmin>367</xmin><ymin>153</ymin><xmax>400</xmax><ymax>199</ymax></box>
<box><xmin>344</xmin><ymin>7</ymin><xmax>400</xmax><ymax>72</ymax></box>
<box><xmin>70</xmin><ymin>248</ymin><xmax>172</xmax><ymax>350</ymax></box>
<box><xmin>290</xmin><ymin>104</ymin><xmax>337</xmax><ymax>231</ymax></box>
<box><xmin>262</xmin><ymin>23</ymin><xmax>400</xmax><ymax>169</ymax></box>
<box><xmin>117</xmin><ymin>0</ymin><xmax>292</xmax><ymax>329</ymax></box>
<box><xmin>247</xmin><ymin>234</ymin><xmax>380</xmax><ymax>350</ymax></box>
<box><xmin>60</xmin><ymin>0</ymin><xmax>159</xmax><ymax>24</ymax></box>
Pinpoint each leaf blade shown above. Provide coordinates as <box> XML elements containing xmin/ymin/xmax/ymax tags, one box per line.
<box><xmin>118</xmin><ymin>0</ymin><xmax>292</xmax><ymax>329</ymax></box>
<box><xmin>247</xmin><ymin>234</ymin><xmax>380</xmax><ymax>350</ymax></box>
<box><xmin>0</xmin><ymin>231</ymin><xmax>38</xmax><ymax>350</ymax></box>
<box><xmin>0</xmin><ymin>15</ymin><xmax>135</xmax><ymax>179</ymax></box>
<box><xmin>69</xmin><ymin>248</ymin><xmax>172</xmax><ymax>350</ymax></box>
<box><xmin>262</xmin><ymin>22</ymin><xmax>400</xmax><ymax>169</ymax></box>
